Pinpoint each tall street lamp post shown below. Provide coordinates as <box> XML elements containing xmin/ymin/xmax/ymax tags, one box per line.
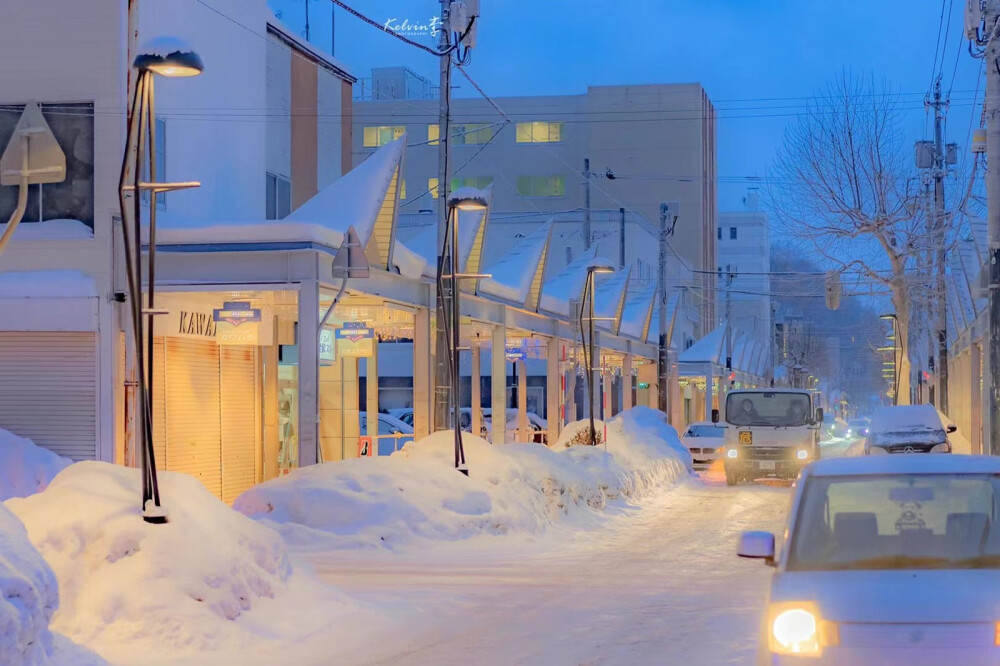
<box><xmin>119</xmin><ymin>38</ymin><xmax>203</xmax><ymax>523</ymax></box>
<box><xmin>440</xmin><ymin>189</ymin><xmax>490</xmax><ymax>474</ymax></box>
<box><xmin>579</xmin><ymin>261</ymin><xmax>615</xmax><ymax>446</ymax></box>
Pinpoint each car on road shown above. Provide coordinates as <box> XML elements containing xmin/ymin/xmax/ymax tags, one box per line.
<box><xmin>845</xmin><ymin>418</ymin><xmax>870</xmax><ymax>439</ymax></box>
<box><xmin>359</xmin><ymin>412</ymin><xmax>414</xmax><ymax>455</ymax></box>
<box><xmin>738</xmin><ymin>454</ymin><xmax>1000</xmax><ymax>665</ymax></box>
<box><xmin>864</xmin><ymin>404</ymin><xmax>956</xmax><ymax>455</ymax></box>
<box><xmin>680</xmin><ymin>421</ymin><xmax>725</xmax><ymax>465</ymax></box>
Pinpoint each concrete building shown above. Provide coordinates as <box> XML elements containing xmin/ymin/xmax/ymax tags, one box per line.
<box><xmin>354</xmin><ymin>68</ymin><xmax>718</xmax><ymax>334</ymax></box>
<box><xmin>717</xmin><ymin>190</ymin><xmax>771</xmax><ymax>340</ymax></box>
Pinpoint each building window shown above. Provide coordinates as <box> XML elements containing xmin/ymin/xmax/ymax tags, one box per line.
<box><xmin>515</xmin><ymin>121</ymin><xmax>563</xmax><ymax>143</ymax></box>
<box><xmin>399</xmin><ymin>179</ymin><xmax>406</xmax><ymax>199</ymax></box>
<box><xmin>363</xmin><ymin>125</ymin><xmax>405</xmax><ymax>147</ymax></box>
<box><xmin>427</xmin><ymin>124</ymin><xmax>439</xmax><ymax>146</ymax></box>
<box><xmin>266</xmin><ymin>172</ymin><xmax>291</xmax><ymax>219</ymax></box>
<box><xmin>451</xmin><ymin>176</ymin><xmax>493</xmax><ymax>190</ymax></box>
<box><xmin>516</xmin><ymin>175</ymin><xmax>566</xmax><ymax>197</ymax></box>
<box><xmin>717</xmin><ymin>227</ymin><xmax>721</xmax><ymax>240</ymax></box>
<box><xmin>729</xmin><ymin>227</ymin><xmax>737</xmax><ymax>240</ymax></box>
<box><xmin>141</xmin><ymin>117</ymin><xmax>167</xmax><ymax>210</ymax></box>
<box><xmin>428</xmin><ymin>177</ymin><xmax>439</xmax><ymax>199</ymax></box>
<box><xmin>452</xmin><ymin>123</ymin><xmax>493</xmax><ymax>145</ymax></box>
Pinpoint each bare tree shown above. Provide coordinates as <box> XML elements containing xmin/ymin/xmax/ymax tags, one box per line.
<box><xmin>767</xmin><ymin>73</ymin><xmax>931</xmax><ymax>405</ymax></box>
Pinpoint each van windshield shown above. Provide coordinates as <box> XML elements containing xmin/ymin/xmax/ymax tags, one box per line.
<box><xmin>725</xmin><ymin>392</ymin><xmax>811</xmax><ymax>427</ymax></box>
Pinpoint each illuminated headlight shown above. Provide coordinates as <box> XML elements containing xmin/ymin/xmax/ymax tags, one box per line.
<box><xmin>846</xmin><ymin>429</ymin><xmax>852</xmax><ymax>436</ymax></box>
<box><xmin>994</xmin><ymin>622</ymin><xmax>1000</xmax><ymax>646</ymax></box>
<box><xmin>930</xmin><ymin>442</ymin><xmax>951</xmax><ymax>453</ymax></box>
<box><xmin>727</xmin><ymin>448</ymin><xmax>738</xmax><ymax>459</ymax></box>
<box><xmin>796</xmin><ymin>449</ymin><xmax>809</xmax><ymax>460</ymax></box>
<box><xmin>769</xmin><ymin>603</ymin><xmax>836</xmax><ymax>656</ymax></box>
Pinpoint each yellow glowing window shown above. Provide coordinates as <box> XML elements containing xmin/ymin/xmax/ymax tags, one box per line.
<box><xmin>517</xmin><ymin>175</ymin><xmax>566</xmax><ymax>197</ymax></box>
<box><xmin>428</xmin><ymin>124</ymin><xmax>440</xmax><ymax>145</ymax></box>
<box><xmin>363</xmin><ymin>125</ymin><xmax>405</xmax><ymax>148</ymax></box>
<box><xmin>428</xmin><ymin>177</ymin><xmax>440</xmax><ymax>199</ymax></box>
<box><xmin>451</xmin><ymin>176</ymin><xmax>493</xmax><ymax>190</ymax></box>
<box><xmin>452</xmin><ymin>123</ymin><xmax>493</xmax><ymax>145</ymax></box>
<box><xmin>516</xmin><ymin>121</ymin><xmax>563</xmax><ymax>143</ymax></box>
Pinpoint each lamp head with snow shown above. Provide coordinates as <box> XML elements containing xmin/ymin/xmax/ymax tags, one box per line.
<box><xmin>447</xmin><ymin>188</ymin><xmax>489</xmax><ymax>211</ymax></box>
<box><xmin>134</xmin><ymin>37</ymin><xmax>204</xmax><ymax>77</ymax></box>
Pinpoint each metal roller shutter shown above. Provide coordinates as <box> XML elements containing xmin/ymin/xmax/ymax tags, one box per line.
<box><xmin>0</xmin><ymin>332</ymin><xmax>97</xmax><ymax>461</ymax></box>
<box><xmin>164</xmin><ymin>337</ymin><xmax>222</xmax><ymax>497</ymax></box>
<box><xmin>220</xmin><ymin>345</ymin><xmax>259</xmax><ymax>503</ymax></box>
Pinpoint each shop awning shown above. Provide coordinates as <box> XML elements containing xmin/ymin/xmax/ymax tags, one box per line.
<box><xmin>618</xmin><ymin>281</ymin><xmax>656</xmax><ymax>341</ymax></box>
<box><xmin>594</xmin><ymin>266</ymin><xmax>631</xmax><ymax>333</ymax></box>
<box><xmin>537</xmin><ymin>247</ymin><xmax>601</xmax><ymax>317</ymax></box>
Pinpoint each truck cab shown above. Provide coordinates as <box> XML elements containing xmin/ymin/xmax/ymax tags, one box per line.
<box><xmin>715</xmin><ymin>389</ymin><xmax>822</xmax><ymax>486</ymax></box>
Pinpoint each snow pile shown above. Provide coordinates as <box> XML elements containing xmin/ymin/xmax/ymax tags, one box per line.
<box><xmin>5</xmin><ymin>462</ymin><xmax>354</xmax><ymax>661</ymax></box>
<box><xmin>0</xmin><ymin>429</ymin><xmax>72</xmax><ymax>501</ymax></box>
<box><xmin>0</xmin><ymin>503</ymin><xmax>59</xmax><ymax>665</ymax></box>
<box><xmin>235</xmin><ymin>407</ymin><xmax>691</xmax><ymax>551</ymax></box>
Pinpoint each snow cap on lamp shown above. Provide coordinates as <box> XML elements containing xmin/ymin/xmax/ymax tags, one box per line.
<box><xmin>134</xmin><ymin>36</ymin><xmax>204</xmax><ymax>77</ymax></box>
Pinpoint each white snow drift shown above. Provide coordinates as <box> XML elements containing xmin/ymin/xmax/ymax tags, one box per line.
<box><xmin>235</xmin><ymin>407</ymin><xmax>691</xmax><ymax>550</ymax></box>
<box><xmin>5</xmin><ymin>462</ymin><xmax>357</xmax><ymax>662</ymax></box>
<box><xmin>0</xmin><ymin>503</ymin><xmax>59</xmax><ymax>665</ymax></box>
<box><xmin>0</xmin><ymin>429</ymin><xmax>71</xmax><ymax>502</ymax></box>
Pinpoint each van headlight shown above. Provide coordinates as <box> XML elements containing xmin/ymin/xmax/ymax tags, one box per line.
<box><xmin>796</xmin><ymin>449</ymin><xmax>809</xmax><ymax>460</ymax></box>
<box><xmin>769</xmin><ymin>603</ymin><xmax>836</xmax><ymax>656</ymax></box>
<box><xmin>930</xmin><ymin>442</ymin><xmax>951</xmax><ymax>453</ymax></box>
<box><xmin>726</xmin><ymin>448</ymin><xmax>738</xmax><ymax>459</ymax></box>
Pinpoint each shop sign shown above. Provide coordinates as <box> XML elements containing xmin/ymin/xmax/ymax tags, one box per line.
<box><xmin>177</xmin><ymin>311</ymin><xmax>217</xmax><ymax>338</ymax></box>
<box><xmin>320</xmin><ymin>329</ymin><xmax>335</xmax><ymax>364</ymax></box>
<box><xmin>213</xmin><ymin>301</ymin><xmax>261</xmax><ymax>346</ymax></box>
<box><xmin>505</xmin><ymin>344</ymin><xmax>526</xmax><ymax>362</ymax></box>
<box><xmin>637</xmin><ymin>381</ymin><xmax>650</xmax><ymax>389</ymax></box>
<box><xmin>336</xmin><ymin>321</ymin><xmax>374</xmax><ymax>357</ymax></box>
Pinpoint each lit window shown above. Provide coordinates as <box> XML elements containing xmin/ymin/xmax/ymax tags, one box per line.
<box><xmin>428</xmin><ymin>177</ymin><xmax>440</xmax><ymax>199</ymax></box>
<box><xmin>517</xmin><ymin>175</ymin><xmax>566</xmax><ymax>197</ymax></box>
<box><xmin>266</xmin><ymin>172</ymin><xmax>291</xmax><ymax>220</ymax></box>
<box><xmin>363</xmin><ymin>125</ymin><xmax>405</xmax><ymax>147</ymax></box>
<box><xmin>730</xmin><ymin>227</ymin><xmax>737</xmax><ymax>240</ymax></box>
<box><xmin>515</xmin><ymin>121</ymin><xmax>563</xmax><ymax>143</ymax></box>
<box><xmin>428</xmin><ymin>124</ymin><xmax>439</xmax><ymax>145</ymax></box>
<box><xmin>451</xmin><ymin>176</ymin><xmax>493</xmax><ymax>190</ymax></box>
<box><xmin>453</xmin><ymin>123</ymin><xmax>493</xmax><ymax>145</ymax></box>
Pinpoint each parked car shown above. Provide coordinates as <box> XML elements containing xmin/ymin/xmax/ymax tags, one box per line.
<box><xmin>865</xmin><ymin>404</ymin><xmax>956</xmax><ymax>455</ymax></box>
<box><xmin>738</xmin><ymin>455</ymin><xmax>1000</xmax><ymax>664</ymax></box>
<box><xmin>359</xmin><ymin>412</ymin><xmax>414</xmax><ymax>455</ymax></box>
<box><xmin>386</xmin><ymin>408</ymin><xmax>483</xmax><ymax>436</ymax></box>
<box><xmin>846</xmin><ymin>417</ymin><xmax>870</xmax><ymax>439</ymax></box>
<box><xmin>483</xmin><ymin>408</ymin><xmax>547</xmax><ymax>443</ymax></box>
<box><xmin>680</xmin><ymin>421</ymin><xmax>725</xmax><ymax>465</ymax></box>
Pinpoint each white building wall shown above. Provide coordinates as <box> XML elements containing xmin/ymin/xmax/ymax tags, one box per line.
<box><xmin>718</xmin><ymin>201</ymin><xmax>771</xmax><ymax>339</ymax></box>
<box><xmin>266</xmin><ymin>34</ymin><xmax>292</xmax><ymax>180</ymax></box>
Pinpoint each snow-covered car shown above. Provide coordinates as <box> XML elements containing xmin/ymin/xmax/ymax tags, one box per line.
<box><xmin>864</xmin><ymin>404</ymin><xmax>956</xmax><ymax>455</ymax></box>
<box><xmin>385</xmin><ymin>408</ymin><xmax>483</xmax><ymax>435</ymax></box>
<box><xmin>680</xmin><ymin>421</ymin><xmax>725</xmax><ymax>465</ymax></box>
<box><xmin>359</xmin><ymin>412</ymin><xmax>414</xmax><ymax>455</ymax></box>
<box><xmin>483</xmin><ymin>408</ymin><xmax>547</xmax><ymax>443</ymax></box>
<box><xmin>738</xmin><ymin>454</ymin><xmax>1000</xmax><ymax>665</ymax></box>
<box><xmin>845</xmin><ymin>418</ymin><xmax>870</xmax><ymax>439</ymax></box>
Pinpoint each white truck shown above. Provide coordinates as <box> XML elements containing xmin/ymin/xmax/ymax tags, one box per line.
<box><xmin>713</xmin><ymin>388</ymin><xmax>823</xmax><ymax>486</ymax></box>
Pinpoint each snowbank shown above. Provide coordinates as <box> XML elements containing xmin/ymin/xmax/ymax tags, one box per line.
<box><xmin>235</xmin><ymin>407</ymin><xmax>691</xmax><ymax>551</ymax></box>
<box><xmin>0</xmin><ymin>503</ymin><xmax>59</xmax><ymax>665</ymax></box>
<box><xmin>5</xmin><ymin>462</ymin><xmax>356</xmax><ymax>661</ymax></box>
<box><xmin>0</xmin><ymin>430</ymin><xmax>72</xmax><ymax>501</ymax></box>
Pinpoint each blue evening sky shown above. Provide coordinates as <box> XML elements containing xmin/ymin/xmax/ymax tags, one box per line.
<box><xmin>271</xmin><ymin>0</ymin><xmax>984</xmax><ymax>211</ymax></box>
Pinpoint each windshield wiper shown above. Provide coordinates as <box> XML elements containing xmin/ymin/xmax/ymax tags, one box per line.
<box><xmin>815</xmin><ymin>555</ymin><xmax>952</xmax><ymax>570</ymax></box>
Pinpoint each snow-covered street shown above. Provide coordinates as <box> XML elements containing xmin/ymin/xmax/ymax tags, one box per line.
<box><xmin>302</xmin><ymin>471</ymin><xmax>788</xmax><ymax>666</ymax></box>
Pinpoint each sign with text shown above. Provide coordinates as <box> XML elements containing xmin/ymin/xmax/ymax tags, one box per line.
<box><xmin>320</xmin><ymin>329</ymin><xmax>335</xmax><ymax>364</ymax></box>
<box><xmin>213</xmin><ymin>301</ymin><xmax>261</xmax><ymax>346</ymax></box>
<box><xmin>336</xmin><ymin>321</ymin><xmax>374</xmax><ymax>358</ymax></box>
<box><xmin>505</xmin><ymin>344</ymin><xmax>526</xmax><ymax>362</ymax></box>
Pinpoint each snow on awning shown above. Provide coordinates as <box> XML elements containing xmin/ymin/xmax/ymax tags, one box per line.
<box><xmin>477</xmin><ymin>220</ymin><xmax>553</xmax><ymax>309</ymax></box>
<box><xmin>285</xmin><ymin>136</ymin><xmax>405</xmax><ymax>271</ymax></box>
<box><xmin>619</xmin><ymin>282</ymin><xmax>657</xmax><ymax>341</ymax></box>
<box><xmin>646</xmin><ymin>291</ymin><xmax>681</xmax><ymax>345</ymax></box>
<box><xmin>0</xmin><ymin>270</ymin><xmax>96</xmax><ymax>298</ymax></box>
<box><xmin>538</xmin><ymin>247</ymin><xmax>600</xmax><ymax>317</ymax></box>
<box><xmin>397</xmin><ymin>186</ymin><xmax>492</xmax><ymax>281</ymax></box>
<box><xmin>0</xmin><ymin>218</ymin><xmax>93</xmax><ymax>241</ymax></box>
<box><xmin>678</xmin><ymin>324</ymin><xmax>726</xmax><ymax>365</ymax></box>
<box><xmin>392</xmin><ymin>239</ymin><xmax>428</xmax><ymax>281</ymax></box>
<box><xmin>594</xmin><ymin>267</ymin><xmax>631</xmax><ymax>333</ymax></box>
<box><xmin>153</xmin><ymin>217</ymin><xmax>345</xmax><ymax>248</ymax></box>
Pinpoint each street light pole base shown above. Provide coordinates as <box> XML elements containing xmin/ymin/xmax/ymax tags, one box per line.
<box><xmin>143</xmin><ymin>500</ymin><xmax>168</xmax><ymax>524</ymax></box>
<box><xmin>456</xmin><ymin>464</ymin><xmax>469</xmax><ymax>476</ymax></box>
<box><xmin>143</xmin><ymin>514</ymin><xmax>169</xmax><ymax>524</ymax></box>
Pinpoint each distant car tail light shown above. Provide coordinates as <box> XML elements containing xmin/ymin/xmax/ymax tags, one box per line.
<box><xmin>727</xmin><ymin>448</ymin><xmax>738</xmax><ymax>459</ymax></box>
<box><xmin>930</xmin><ymin>443</ymin><xmax>951</xmax><ymax>453</ymax></box>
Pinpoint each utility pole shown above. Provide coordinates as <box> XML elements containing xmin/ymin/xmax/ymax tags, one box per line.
<box><xmin>987</xmin><ymin>0</ymin><xmax>1000</xmax><ymax>455</ymax></box>
<box><xmin>724</xmin><ymin>265</ymin><xmax>735</xmax><ymax>388</ymax></box>
<box><xmin>433</xmin><ymin>0</ymin><xmax>454</xmax><ymax>431</ymax></box>
<box><xmin>583</xmin><ymin>158</ymin><xmax>592</xmax><ymax>250</ymax></box>
<box><xmin>930</xmin><ymin>78</ymin><xmax>949</xmax><ymax>414</ymax></box>
<box><xmin>657</xmin><ymin>203</ymin><xmax>670</xmax><ymax>415</ymax></box>
<box><xmin>619</xmin><ymin>207</ymin><xmax>626</xmax><ymax>268</ymax></box>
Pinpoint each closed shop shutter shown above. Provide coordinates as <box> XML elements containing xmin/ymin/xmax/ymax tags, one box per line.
<box><xmin>220</xmin><ymin>345</ymin><xmax>259</xmax><ymax>503</ymax></box>
<box><xmin>164</xmin><ymin>337</ymin><xmax>222</xmax><ymax>497</ymax></box>
<box><xmin>0</xmin><ymin>332</ymin><xmax>97</xmax><ymax>461</ymax></box>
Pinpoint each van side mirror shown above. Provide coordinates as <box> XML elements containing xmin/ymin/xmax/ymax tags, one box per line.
<box><xmin>737</xmin><ymin>531</ymin><xmax>776</xmax><ymax>566</ymax></box>
<box><xmin>815</xmin><ymin>408</ymin><xmax>824</xmax><ymax>423</ymax></box>
<box><xmin>711</xmin><ymin>408</ymin><xmax>720</xmax><ymax>424</ymax></box>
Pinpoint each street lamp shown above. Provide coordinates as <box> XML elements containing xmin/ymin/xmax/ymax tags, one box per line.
<box><xmin>579</xmin><ymin>259</ymin><xmax>615</xmax><ymax>446</ymax></box>
<box><xmin>118</xmin><ymin>38</ymin><xmax>203</xmax><ymax>523</ymax></box>
<box><xmin>441</xmin><ymin>189</ymin><xmax>490</xmax><ymax>474</ymax></box>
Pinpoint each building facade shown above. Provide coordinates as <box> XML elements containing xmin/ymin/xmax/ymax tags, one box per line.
<box><xmin>717</xmin><ymin>191</ymin><xmax>771</xmax><ymax>339</ymax></box>
<box><xmin>354</xmin><ymin>71</ymin><xmax>718</xmax><ymax>335</ymax></box>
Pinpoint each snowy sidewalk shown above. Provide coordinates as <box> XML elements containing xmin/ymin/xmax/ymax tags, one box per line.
<box><xmin>296</xmin><ymin>477</ymin><xmax>789</xmax><ymax>666</ymax></box>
